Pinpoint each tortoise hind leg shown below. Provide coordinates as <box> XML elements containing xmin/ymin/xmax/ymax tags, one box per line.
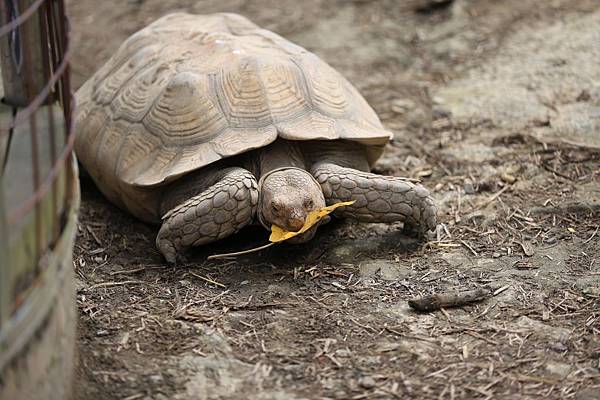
<box><xmin>156</xmin><ymin>167</ymin><xmax>258</xmax><ymax>264</ymax></box>
<box><xmin>311</xmin><ymin>162</ymin><xmax>437</xmax><ymax>235</ymax></box>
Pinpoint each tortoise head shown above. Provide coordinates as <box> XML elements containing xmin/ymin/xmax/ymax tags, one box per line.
<box><xmin>258</xmin><ymin>167</ymin><xmax>327</xmax><ymax>242</ymax></box>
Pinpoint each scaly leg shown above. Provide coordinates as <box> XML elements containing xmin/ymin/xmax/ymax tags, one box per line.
<box><xmin>156</xmin><ymin>167</ymin><xmax>258</xmax><ymax>264</ymax></box>
<box><xmin>311</xmin><ymin>162</ymin><xmax>437</xmax><ymax>234</ymax></box>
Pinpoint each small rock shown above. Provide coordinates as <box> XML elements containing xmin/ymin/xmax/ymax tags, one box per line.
<box><xmin>74</xmin><ymin>277</ymin><xmax>87</xmax><ymax>292</ymax></box>
<box><xmin>406</xmin><ymin>107</ymin><xmax>430</xmax><ymax>126</ymax></box>
<box><xmin>391</xmin><ymin>98</ymin><xmax>416</xmax><ymax>114</ymax></box>
<box><xmin>359</xmin><ymin>260</ymin><xmax>411</xmax><ymax>281</ymax></box>
<box><xmin>545</xmin><ymin>361</ymin><xmax>571</xmax><ymax>379</ymax></box>
<box><xmin>335</xmin><ymin>349</ymin><xmax>352</xmax><ymax>358</ymax></box>
<box><xmin>576</xmin><ymin>388</ymin><xmax>600</xmax><ymax>400</ymax></box>
<box><xmin>501</xmin><ymin>173</ymin><xmax>517</xmax><ymax>184</ymax></box>
<box><xmin>516</xmin><ymin>316</ymin><xmax>571</xmax><ymax>341</ymax></box>
<box><xmin>432</xmin><ymin>105</ymin><xmax>451</xmax><ymax>119</ymax></box>
<box><xmin>582</xmin><ymin>286</ymin><xmax>600</xmax><ymax>297</ymax></box>
<box><xmin>380</xmin><ymin>263</ymin><xmax>409</xmax><ymax>281</ymax></box>
<box><xmin>440</xmin><ymin>251</ymin><xmax>470</xmax><ymax>268</ymax></box>
<box><xmin>326</xmin><ymin>240</ymin><xmax>380</xmax><ymax>264</ymax></box>
<box><xmin>359</xmin><ymin>262</ymin><xmax>380</xmax><ymax>277</ymax></box>
<box><xmin>464</xmin><ymin>181</ymin><xmax>475</xmax><ymax>194</ymax></box>
<box><xmin>118</xmin><ymin>331</ymin><xmax>130</xmax><ymax>346</ymax></box>
<box><xmin>542</xmin><ymin>310</ymin><xmax>550</xmax><ymax>321</ymax></box>
<box><xmin>415</xmin><ymin>168</ymin><xmax>433</xmax><ymax>178</ymax></box>
<box><xmin>432</xmin><ymin>96</ymin><xmax>445</xmax><ymax>105</ymax></box>
<box><xmin>576</xmin><ymin>90</ymin><xmax>591</xmax><ymax>102</ymax></box>
<box><xmin>375</xmin><ymin>342</ymin><xmax>400</xmax><ymax>353</ymax></box>
<box><xmin>519</xmin><ymin>241</ymin><xmax>535</xmax><ymax>257</ymax></box>
<box><xmin>358</xmin><ymin>376</ymin><xmax>376</xmax><ymax>389</ymax></box>
<box><xmin>549</xmin><ymin>341</ymin><xmax>568</xmax><ymax>352</ymax></box>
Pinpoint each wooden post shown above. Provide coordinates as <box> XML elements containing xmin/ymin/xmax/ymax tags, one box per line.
<box><xmin>0</xmin><ymin>2</ymin><xmax>77</xmax><ymax>397</ymax></box>
<box><xmin>0</xmin><ymin>0</ymin><xmax>48</xmax><ymax>262</ymax></box>
<box><xmin>0</xmin><ymin>61</ymin><xmax>7</xmax><ymax>170</ymax></box>
<box><xmin>0</xmin><ymin>0</ymin><xmax>46</xmax><ymax>106</ymax></box>
<box><xmin>0</xmin><ymin>26</ymin><xmax>7</xmax><ymax>330</ymax></box>
<box><xmin>0</xmin><ymin>176</ymin><xmax>8</xmax><ymax>328</ymax></box>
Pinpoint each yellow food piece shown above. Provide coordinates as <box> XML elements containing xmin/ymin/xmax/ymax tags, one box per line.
<box><xmin>269</xmin><ymin>200</ymin><xmax>355</xmax><ymax>242</ymax></box>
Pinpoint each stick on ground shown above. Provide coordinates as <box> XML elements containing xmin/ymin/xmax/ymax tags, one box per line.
<box><xmin>408</xmin><ymin>287</ymin><xmax>492</xmax><ymax>312</ymax></box>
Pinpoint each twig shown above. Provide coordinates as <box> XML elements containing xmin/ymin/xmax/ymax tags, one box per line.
<box><xmin>465</xmin><ymin>330</ymin><xmax>499</xmax><ymax>345</ymax></box>
<box><xmin>384</xmin><ymin>326</ymin><xmax>439</xmax><ymax>343</ymax></box>
<box><xmin>493</xmin><ymin>284</ymin><xmax>511</xmax><ymax>296</ymax></box>
<box><xmin>86</xmin><ymin>225</ymin><xmax>102</xmax><ymax>246</ymax></box>
<box><xmin>510</xmin><ymin>373</ymin><xmax>558</xmax><ymax>385</ymax></box>
<box><xmin>542</xmin><ymin>163</ymin><xmax>573</xmax><ymax>181</ymax></box>
<box><xmin>408</xmin><ymin>288</ymin><xmax>491</xmax><ymax>312</ymax></box>
<box><xmin>351</xmin><ymin>318</ymin><xmax>376</xmax><ymax>332</ymax></box>
<box><xmin>227</xmin><ymin>302</ymin><xmax>296</xmax><ymax>311</ymax></box>
<box><xmin>584</xmin><ymin>226</ymin><xmax>599</xmax><ymax>244</ymax></box>
<box><xmin>480</xmin><ymin>185</ymin><xmax>509</xmax><ymax>208</ymax></box>
<box><xmin>190</xmin><ymin>272</ymin><xmax>227</xmax><ymax>288</ymax></box>
<box><xmin>108</xmin><ymin>267</ymin><xmax>145</xmax><ymax>276</ymax></box>
<box><xmin>207</xmin><ymin>242</ymin><xmax>275</xmax><ymax>260</ymax></box>
<box><xmin>85</xmin><ymin>280</ymin><xmax>145</xmax><ymax>290</ymax></box>
<box><xmin>460</xmin><ymin>240</ymin><xmax>478</xmax><ymax>256</ymax></box>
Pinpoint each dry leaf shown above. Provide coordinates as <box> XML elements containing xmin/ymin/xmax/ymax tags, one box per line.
<box><xmin>209</xmin><ymin>200</ymin><xmax>355</xmax><ymax>259</ymax></box>
<box><xmin>269</xmin><ymin>201</ymin><xmax>355</xmax><ymax>242</ymax></box>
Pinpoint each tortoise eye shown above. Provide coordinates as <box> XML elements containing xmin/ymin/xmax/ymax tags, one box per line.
<box><xmin>271</xmin><ymin>202</ymin><xmax>280</xmax><ymax>213</ymax></box>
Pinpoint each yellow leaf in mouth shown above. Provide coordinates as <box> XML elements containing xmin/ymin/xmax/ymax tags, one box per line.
<box><xmin>269</xmin><ymin>200</ymin><xmax>355</xmax><ymax>243</ymax></box>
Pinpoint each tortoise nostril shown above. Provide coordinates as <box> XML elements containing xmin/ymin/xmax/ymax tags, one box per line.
<box><xmin>287</xmin><ymin>217</ymin><xmax>304</xmax><ymax>232</ymax></box>
<box><xmin>303</xmin><ymin>198</ymin><xmax>314</xmax><ymax>209</ymax></box>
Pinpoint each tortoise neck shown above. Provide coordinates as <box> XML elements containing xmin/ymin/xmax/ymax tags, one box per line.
<box><xmin>258</xmin><ymin>140</ymin><xmax>306</xmax><ymax>178</ymax></box>
<box><xmin>304</xmin><ymin>140</ymin><xmax>370</xmax><ymax>171</ymax></box>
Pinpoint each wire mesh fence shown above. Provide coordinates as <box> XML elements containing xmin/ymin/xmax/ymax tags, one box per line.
<box><xmin>0</xmin><ymin>1</ymin><xmax>77</xmax><ymax>395</ymax></box>
<box><xmin>0</xmin><ymin>0</ymin><xmax>74</xmax><ymax>317</ymax></box>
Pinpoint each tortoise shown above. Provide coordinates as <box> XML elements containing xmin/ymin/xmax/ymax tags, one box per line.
<box><xmin>75</xmin><ymin>12</ymin><xmax>437</xmax><ymax>263</ymax></box>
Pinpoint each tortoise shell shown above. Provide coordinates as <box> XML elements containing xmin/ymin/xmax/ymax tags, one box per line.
<box><xmin>75</xmin><ymin>13</ymin><xmax>392</xmax><ymax>218</ymax></box>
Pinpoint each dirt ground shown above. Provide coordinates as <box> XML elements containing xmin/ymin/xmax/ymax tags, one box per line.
<box><xmin>67</xmin><ymin>0</ymin><xmax>600</xmax><ymax>399</ymax></box>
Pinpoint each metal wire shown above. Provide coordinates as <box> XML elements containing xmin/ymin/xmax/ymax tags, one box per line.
<box><xmin>1</xmin><ymin>0</ymin><xmax>74</xmax><ymax>235</ymax></box>
<box><xmin>7</xmin><ymin>97</ymin><xmax>74</xmax><ymax>225</ymax></box>
<box><xmin>0</xmin><ymin>43</ymin><xmax>71</xmax><ymax>136</ymax></box>
<box><xmin>0</xmin><ymin>0</ymin><xmax>44</xmax><ymax>38</ymax></box>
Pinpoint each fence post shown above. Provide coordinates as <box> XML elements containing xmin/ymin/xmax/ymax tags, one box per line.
<box><xmin>0</xmin><ymin>177</ymin><xmax>7</xmax><ymax>327</ymax></box>
<box><xmin>0</xmin><ymin>0</ymin><xmax>46</xmax><ymax>106</ymax></box>
<box><xmin>0</xmin><ymin>0</ymin><xmax>49</xmax><ymax>266</ymax></box>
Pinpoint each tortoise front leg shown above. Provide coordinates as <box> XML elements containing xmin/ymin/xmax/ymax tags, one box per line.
<box><xmin>311</xmin><ymin>162</ymin><xmax>437</xmax><ymax>234</ymax></box>
<box><xmin>156</xmin><ymin>167</ymin><xmax>258</xmax><ymax>264</ymax></box>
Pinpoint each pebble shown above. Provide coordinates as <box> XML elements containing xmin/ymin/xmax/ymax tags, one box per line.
<box><xmin>358</xmin><ymin>376</ymin><xmax>376</xmax><ymax>389</ymax></box>
<box><xmin>464</xmin><ymin>182</ymin><xmax>475</xmax><ymax>194</ymax></box>
<box><xmin>501</xmin><ymin>172</ymin><xmax>517</xmax><ymax>184</ymax></box>
<box><xmin>391</xmin><ymin>98</ymin><xmax>416</xmax><ymax>114</ymax></box>
<box><xmin>544</xmin><ymin>361</ymin><xmax>571</xmax><ymax>379</ymax></box>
